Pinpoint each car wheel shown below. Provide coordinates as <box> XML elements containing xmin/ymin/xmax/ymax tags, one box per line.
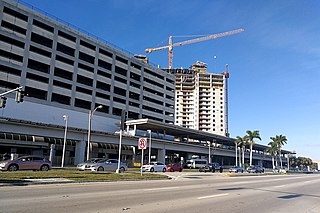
<box><xmin>241</xmin><ymin>170</ymin><xmax>244</xmax><ymax>173</ymax></box>
<box><xmin>162</xmin><ymin>168</ymin><xmax>166</xmax><ymax>172</ymax></box>
<box><xmin>179</xmin><ymin>169</ymin><xmax>182</xmax><ymax>172</ymax></box>
<box><xmin>236</xmin><ymin>170</ymin><xmax>238</xmax><ymax>173</ymax></box>
<box><xmin>40</xmin><ymin>165</ymin><xmax>49</xmax><ymax>171</ymax></box>
<box><xmin>220</xmin><ymin>168</ymin><xmax>223</xmax><ymax>173</ymax></box>
<box><xmin>97</xmin><ymin>166</ymin><xmax>104</xmax><ymax>171</ymax></box>
<box><xmin>150</xmin><ymin>168</ymin><xmax>154</xmax><ymax>172</ymax></box>
<box><xmin>212</xmin><ymin>168</ymin><xmax>216</xmax><ymax>173</ymax></box>
<box><xmin>8</xmin><ymin>164</ymin><xmax>18</xmax><ymax>171</ymax></box>
<box><xmin>119</xmin><ymin>167</ymin><xmax>125</xmax><ymax>173</ymax></box>
<box><xmin>170</xmin><ymin>168</ymin><xmax>174</xmax><ymax>172</ymax></box>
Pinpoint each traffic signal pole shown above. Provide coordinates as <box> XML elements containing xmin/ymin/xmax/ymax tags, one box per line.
<box><xmin>0</xmin><ymin>86</ymin><xmax>23</xmax><ymax>97</ymax></box>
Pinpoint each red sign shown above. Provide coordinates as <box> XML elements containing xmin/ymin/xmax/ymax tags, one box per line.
<box><xmin>138</xmin><ymin>138</ymin><xmax>147</xmax><ymax>149</ymax></box>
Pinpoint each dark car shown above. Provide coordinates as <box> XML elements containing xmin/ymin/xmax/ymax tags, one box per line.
<box><xmin>199</xmin><ymin>163</ymin><xmax>223</xmax><ymax>173</ymax></box>
<box><xmin>166</xmin><ymin>164</ymin><xmax>183</xmax><ymax>172</ymax></box>
<box><xmin>247</xmin><ymin>165</ymin><xmax>264</xmax><ymax>173</ymax></box>
<box><xmin>0</xmin><ymin>155</ymin><xmax>51</xmax><ymax>171</ymax></box>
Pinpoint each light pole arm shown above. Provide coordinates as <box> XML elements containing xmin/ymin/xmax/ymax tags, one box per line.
<box><xmin>0</xmin><ymin>86</ymin><xmax>23</xmax><ymax>97</ymax></box>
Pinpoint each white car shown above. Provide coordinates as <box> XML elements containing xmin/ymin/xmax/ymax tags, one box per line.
<box><xmin>88</xmin><ymin>159</ymin><xmax>128</xmax><ymax>173</ymax></box>
<box><xmin>141</xmin><ymin>162</ymin><xmax>166</xmax><ymax>172</ymax></box>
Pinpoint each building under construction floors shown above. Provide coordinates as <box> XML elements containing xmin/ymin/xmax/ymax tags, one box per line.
<box><xmin>164</xmin><ymin>61</ymin><xmax>229</xmax><ymax>137</ymax></box>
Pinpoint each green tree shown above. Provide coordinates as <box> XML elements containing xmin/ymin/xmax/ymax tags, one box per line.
<box><xmin>275</xmin><ymin>134</ymin><xmax>287</xmax><ymax>168</ymax></box>
<box><xmin>266</xmin><ymin>140</ymin><xmax>278</xmax><ymax>169</ymax></box>
<box><xmin>235</xmin><ymin>136</ymin><xmax>247</xmax><ymax>167</ymax></box>
<box><xmin>246</xmin><ymin>130</ymin><xmax>261</xmax><ymax>166</ymax></box>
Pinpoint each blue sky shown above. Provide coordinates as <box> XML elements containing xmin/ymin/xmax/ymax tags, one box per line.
<box><xmin>21</xmin><ymin>0</ymin><xmax>320</xmax><ymax>160</ymax></box>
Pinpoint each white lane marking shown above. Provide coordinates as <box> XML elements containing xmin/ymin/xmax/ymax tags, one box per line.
<box><xmin>273</xmin><ymin>185</ymin><xmax>286</xmax><ymax>188</ymax></box>
<box><xmin>197</xmin><ymin>193</ymin><xmax>229</xmax><ymax>200</ymax></box>
<box><xmin>144</xmin><ymin>186</ymin><xmax>180</xmax><ymax>191</ymax></box>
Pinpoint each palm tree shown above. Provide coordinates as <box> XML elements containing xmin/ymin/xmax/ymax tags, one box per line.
<box><xmin>267</xmin><ymin>140</ymin><xmax>278</xmax><ymax>169</ymax></box>
<box><xmin>275</xmin><ymin>134</ymin><xmax>287</xmax><ymax>168</ymax></box>
<box><xmin>235</xmin><ymin>136</ymin><xmax>245</xmax><ymax>166</ymax></box>
<box><xmin>241</xmin><ymin>135</ymin><xmax>249</xmax><ymax>166</ymax></box>
<box><xmin>246</xmin><ymin>130</ymin><xmax>261</xmax><ymax>166</ymax></box>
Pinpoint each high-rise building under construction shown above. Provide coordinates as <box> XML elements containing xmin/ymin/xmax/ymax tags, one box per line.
<box><xmin>165</xmin><ymin>61</ymin><xmax>229</xmax><ymax>137</ymax></box>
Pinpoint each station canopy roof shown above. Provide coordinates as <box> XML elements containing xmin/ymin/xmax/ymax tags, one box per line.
<box><xmin>125</xmin><ymin>119</ymin><xmax>293</xmax><ymax>154</ymax></box>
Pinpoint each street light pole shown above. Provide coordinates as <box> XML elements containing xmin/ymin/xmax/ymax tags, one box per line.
<box><xmin>147</xmin><ymin>130</ymin><xmax>152</xmax><ymax>164</ymax></box>
<box><xmin>208</xmin><ymin>142</ymin><xmax>211</xmax><ymax>164</ymax></box>
<box><xmin>61</xmin><ymin>115</ymin><xmax>68</xmax><ymax>168</ymax></box>
<box><xmin>87</xmin><ymin>105</ymin><xmax>102</xmax><ymax>161</ymax></box>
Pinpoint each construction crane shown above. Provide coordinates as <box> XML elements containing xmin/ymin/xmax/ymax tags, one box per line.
<box><xmin>145</xmin><ymin>28</ymin><xmax>244</xmax><ymax>69</ymax></box>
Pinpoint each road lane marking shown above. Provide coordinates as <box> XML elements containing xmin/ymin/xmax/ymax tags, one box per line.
<box><xmin>273</xmin><ymin>185</ymin><xmax>286</xmax><ymax>188</ymax></box>
<box><xmin>197</xmin><ymin>193</ymin><xmax>229</xmax><ymax>200</ymax></box>
<box><xmin>144</xmin><ymin>186</ymin><xmax>180</xmax><ymax>191</ymax></box>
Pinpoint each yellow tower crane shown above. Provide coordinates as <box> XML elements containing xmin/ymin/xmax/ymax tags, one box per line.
<box><xmin>145</xmin><ymin>28</ymin><xmax>244</xmax><ymax>69</ymax></box>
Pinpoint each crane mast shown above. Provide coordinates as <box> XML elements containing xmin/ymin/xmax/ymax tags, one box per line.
<box><xmin>145</xmin><ymin>28</ymin><xmax>244</xmax><ymax>69</ymax></box>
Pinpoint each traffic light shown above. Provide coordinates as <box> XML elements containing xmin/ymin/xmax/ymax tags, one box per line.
<box><xmin>0</xmin><ymin>97</ymin><xmax>7</xmax><ymax>108</ymax></box>
<box><xmin>120</xmin><ymin>110</ymin><xmax>127</xmax><ymax>130</ymax></box>
<box><xmin>15</xmin><ymin>90</ymin><xmax>24</xmax><ymax>103</ymax></box>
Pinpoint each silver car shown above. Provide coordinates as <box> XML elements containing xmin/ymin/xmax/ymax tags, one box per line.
<box><xmin>77</xmin><ymin>158</ymin><xmax>103</xmax><ymax>171</ymax></box>
<box><xmin>229</xmin><ymin>166</ymin><xmax>244</xmax><ymax>173</ymax></box>
<box><xmin>88</xmin><ymin>159</ymin><xmax>128</xmax><ymax>173</ymax></box>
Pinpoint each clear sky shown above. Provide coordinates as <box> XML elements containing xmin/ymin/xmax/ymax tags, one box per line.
<box><xmin>20</xmin><ymin>0</ymin><xmax>320</xmax><ymax>160</ymax></box>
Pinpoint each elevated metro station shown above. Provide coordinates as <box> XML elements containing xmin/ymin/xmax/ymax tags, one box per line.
<box><xmin>0</xmin><ymin>117</ymin><xmax>293</xmax><ymax>168</ymax></box>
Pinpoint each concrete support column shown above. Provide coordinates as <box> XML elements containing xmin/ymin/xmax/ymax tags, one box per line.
<box><xmin>187</xmin><ymin>153</ymin><xmax>193</xmax><ymax>160</ymax></box>
<box><xmin>157</xmin><ymin>148</ymin><xmax>166</xmax><ymax>163</ymax></box>
<box><xmin>75</xmin><ymin>140</ymin><xmax>86</xmax><ymax>165</ymax></box>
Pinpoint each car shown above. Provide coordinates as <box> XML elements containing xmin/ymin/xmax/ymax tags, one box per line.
<box><xmin>199</xmin><ymin>163</ymin><xmax>223</xmax><ymax>173</ymax></box>
<box><xmin>77</xmin><ymin>158</ymin><xmax>104</xmax><ymax>171</ymax></box>
<box><xmin>141</xmin><ymin>162</ymin><xmax>166</xmax><ymax>172</ymax></box>
<box><xmin>0</xmin><ymin>155</ymin><xmax>51</xmax><ymax>171</ymax></box>
<box><xmin>166</xmin><ymin>163</ymin><xmax>183</xmax><ymax>172</ymax></box>
<box><xmin>273</xmin><ymin>167</ymin><xmax>281</xmax><ymax>173</ymax></box>
<box><xmin>247</xmin><ymin>165</ymin><xmax>264</xmax><ymax>173</ymax></box>
<box><xmin>87</xmin><ymin>159</ymin><xmax>128</xmax><ymax>173</ymax></box>
<box><xmin>229</xmin><ymin>166</ymin><xmax>244</xmax><ymax>173</ymax></box>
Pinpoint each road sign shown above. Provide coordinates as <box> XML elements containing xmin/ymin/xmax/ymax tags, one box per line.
<box><xmin>138</xmin><ymin>138</ymin><xmax>147</xmax><ymax>149</ymax></box>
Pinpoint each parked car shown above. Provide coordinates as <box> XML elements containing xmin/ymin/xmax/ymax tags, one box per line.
<box><xmin>141</xmin><ymin>162</ymin><xmax>166</xmax><ymax>172</ymax></box>
<box><xmin>273</xmin><ymin>167</ymin><xmax>281</xmax><ymax>173</ymax></box>
<box><xmin>247</xmin><ymin>166</ymin><xmax>264</xmax><ymax>173</ymax></box>
<box><xmin>87</xmin><ymin>159</ymin><xmax>128</xmax><ymax>173</ymax></box>
<box><xmin>199</xmin><ymin>163</ymin><xmax>223</xmax><ymax>173</ymax></box>
<box><xmin>0</xmin><ymin>155</ymin><xmax>51</xmax><ymax>171</ymax></box>
<box><xmin>166</xmin><ymin>163</ymin><xmax>183</xmax><ymax>172</ymax></box>
<box><xmin>77</xmin><ymin>158</ymin><xmax>103</xmax><ymax>171</ymax></box>
<box><xmin>247</xmin><ymin>165</ymin><xmax>264</xmax><ymax>173</ymax></box>
<box><xmin>229</xmin><ymin>166</ymin><xmax>244</xmax><ymax>173</ymax></box>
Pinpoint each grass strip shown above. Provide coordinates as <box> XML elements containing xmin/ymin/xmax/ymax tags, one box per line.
<box><xmin>0</xmin><ymin>169</ymin><xmax>168</xmax><ymax>182</ymax></box>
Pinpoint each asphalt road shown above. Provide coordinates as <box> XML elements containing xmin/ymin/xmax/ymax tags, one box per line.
<box><xmin>0</xmin><ymin>173</ymin><xmax>320</xmax><ymax>213</ymax></box>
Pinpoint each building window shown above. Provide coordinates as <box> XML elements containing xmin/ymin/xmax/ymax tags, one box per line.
<box><xmin>51</xmin><ymin>93</ymin><xmax>70</xmax><ymax>105</ymax></box>
<box><xmin>74</xmin><ymin>98</ymin><xmax>91</xmax><ymax>110</ymax></box>
<box><xmin>54</xmin><ymin>67</ymin><xmax>73</xmax><ymax>80</ymax></box>
<box><xmin>58</xmin><ymin>30</ymin><xmax>76</xmax><ymax>42</ymax></box>
<box><xmin>33</xmin><ymin>19</ymin><xmax>54</xmax><ymax>33</ymax></box>
<box><xmin>80</xmin><ymin>40</ymin><xmax>96</xmax><ymax>50</ymax></box>
<box><xmin>31</xmin><ymin>32</ymin><xmax>53</xmax><ymax>48</ymax></box>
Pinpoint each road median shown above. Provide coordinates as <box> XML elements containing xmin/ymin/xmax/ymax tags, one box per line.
<box><xmin>0</xmin><ymin>168</ymin><xmax>169</xmax><ymax>186</ymax></box>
